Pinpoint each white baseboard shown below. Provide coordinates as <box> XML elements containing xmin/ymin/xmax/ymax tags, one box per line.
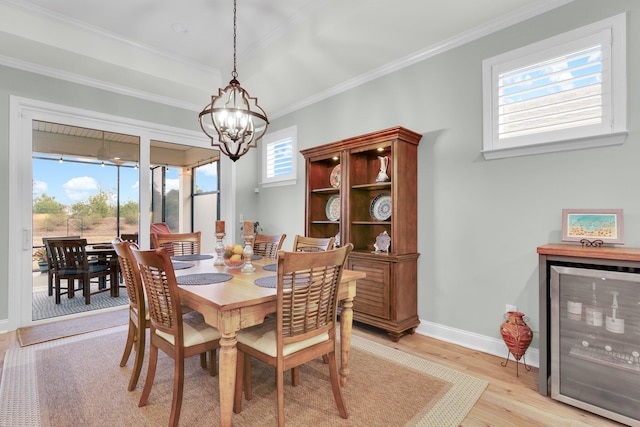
<box><xmin>415</xmin><ymin>319</ymin><xmax>540</xmax><ymax>368</ymax></box>
<box><xmin>0</xmin><ymin>313</ymin><xmax>540</xmax><ymax>368</ymax></box>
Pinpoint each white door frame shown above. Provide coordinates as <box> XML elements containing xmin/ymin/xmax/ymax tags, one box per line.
<box><xmin>7</xmin><ymin>96</ymin><xmax>236</xmax><ymax>330</ymax></box>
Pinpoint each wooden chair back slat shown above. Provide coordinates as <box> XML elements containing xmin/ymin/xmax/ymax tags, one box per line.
<box><xmin>253</xmin><ymin>233</ymin><xmax>286</xmax><ymax>259</ymax></box>
<box><xmin>112</xmin><ymin>238</ymin><xmax>142</xmax><ymax>308</ymax></box>
<box><xmin>278</xmin><ymin>244</ymin><xmax>351</xmax><ymax>345</ymax></box>
<box><xmin>151</xmin><ymin>232</ymin><xmax>201</xmax><ymax>257</ymax></box>
<box><xmin>292</xmin><ymin>235</ymin><xmax>336</xmax><ymax>252</ymax></box>
<box><xmin>132</xmin><ymin>247</ymin><xmax>181</xmax><ymax>337</ymax></box>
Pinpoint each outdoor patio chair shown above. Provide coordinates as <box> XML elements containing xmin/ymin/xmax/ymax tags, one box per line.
<box><xmin>46</xmin><ymin>238</ymin><xmax>117</xmax><ymax>304</ymax></box>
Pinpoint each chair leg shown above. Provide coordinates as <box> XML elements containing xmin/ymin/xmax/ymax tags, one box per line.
<box><xmin>276</xmin><ymin>367</ymin><xmax>285</xmax><ymax>427</ymax></box>
<box><xmin>208</xmin><ymin>349</ymin><xmax>217</xmax><ymax>376</ymax></box>
<box><xmin>83</xmin><ymin>277</ymin><xmax>90</xmax><ymax>304</ymax></box>
<box><xmin>243</xmin><ymin>354</ymin><xmax>252</xmax><ymax>400</ymax></box>
<box><xmin>128</xmin><ymin>322</ymin><xmax>146</xmax><ymax>391</ymax></box>
<box><xmin>48</xmin><ymin>271</ymin><xmax>53</xmax><ymax>296</ymax></box>
<box><xmin>326</xmin><ymin>351</ymin><xmax>348</xmax><ymax>419</ymax></box>
<box><xmin>120</xmin><ymin>317</ymin><xmax>135</xmax><ymax>367</ymax></box>
<box><xmin>55</xmin><ymin>278</ymin><xmax>61</xmax><ymax>304</ymax></box>
<box><xmin>138</xmin><ymin>344</ymin><xmax>158</xmax><ymax>407</ymax></box>
<box><xmin>233</xmin><ymin>351</ymin><xmax>245</xmax><ymax>414</ymax></box>
<box><xmin>168</xmin><ymin>354</ymin><xmax>185</xmax><ymax>427</ymax></box>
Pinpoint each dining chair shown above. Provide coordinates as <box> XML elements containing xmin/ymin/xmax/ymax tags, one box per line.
<box><xmin>132</xmin><ymin>246</ymin><xmax>220</xmax><ymax>427</ymax></box>
<box><xmin>151</xmin><ymin>231</ymin><xmax>201</xmax><ymax>257</ymax></box>
<box><xmin>291</xmin><ymin>235</ymin><xmax>336</xmax><ymax>252</ymax></box>
<box><xmin>42</xmin><ymin>236</ymin><xmax>81</xmax><ymax>296</ymax></box>
<box><xmin>46</xmin><ymin>238</ymin><xmax>117</xmax><ymax>304</ymax></box>
<box><xmin>253</xmin><ymin>233</ymin><xmax>287</xmax><ymax>259</ymax></box>
<box><xmin>112</xmin><ymin>238</ymin><xmax>149</xmax><ymax>391</ymax></box>
<box><xmin>233</xmin><ymin>243</ymin><xmax>353</xmax><ymax>427</ymax></box>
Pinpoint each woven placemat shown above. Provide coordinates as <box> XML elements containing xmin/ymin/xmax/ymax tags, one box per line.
<box><xmin>172</xmin><ymin>261</ymin><xmax>194</xmax><ymax>270</ymax></box>
<box><xmin>254</xmin><ymin>276</ymin><xmax>277</xmax><ymax>288</ymax></box>
<box><xmin>171</xmin><ymin>254</ymin><xmax>213</xmax><ymax>261</ymax></box>
<box><xmin>177</xmin><ymin>273</ymin><xmax>233</xmax><ymax>285</ymax></box>
<box><xmin>263</xmin><ymin>263</ymin><xmax>277</xmax><ymax>272</ymax></box>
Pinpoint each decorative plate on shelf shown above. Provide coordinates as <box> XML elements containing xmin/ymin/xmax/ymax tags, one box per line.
<box><xmin>326</xmin><ymin>195</ymin><xmax>340</xmax><ymax>221</ymax></box>
<box><xmin>370</xmin><ymin>193</ymin><xmax>392</xmax><ymax>221</ymax></box>
<box><xmin>330</xmin><ymin>164</ymin><xmax>341</xmax><ymax>188</ymax></box>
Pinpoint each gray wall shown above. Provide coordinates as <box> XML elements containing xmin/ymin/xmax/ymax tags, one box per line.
<box><xmin>244</xmin><ymin>0</ymin><xmax>640</xmax><ymax>348</ymax></box>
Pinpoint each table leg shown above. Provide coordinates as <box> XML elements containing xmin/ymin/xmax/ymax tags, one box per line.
<box><xmin>339</xmin><ymin>296</ymin><xmax>354</xmax><ymax>387</ymax></box>
<box><xmin>218</xmin><ymin>332</ymin><xmax>238</xmax><ymax>427</ymax></box>
<box><xmin>110</xmin><ymin>259</ymin><xmax>119</xmax><ymax>297</ymax></box>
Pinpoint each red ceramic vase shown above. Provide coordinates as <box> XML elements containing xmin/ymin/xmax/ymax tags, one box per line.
<box><xmin>500</xmin><ymin>311</ymin><xmax>533</xmax><ymax>361</ymax></box>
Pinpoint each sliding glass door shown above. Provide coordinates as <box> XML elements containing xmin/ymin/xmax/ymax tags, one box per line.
<box><xmin>30</xmin><ymin>122</ymin><xmax>220</xmax><ymax>322</ymax></box>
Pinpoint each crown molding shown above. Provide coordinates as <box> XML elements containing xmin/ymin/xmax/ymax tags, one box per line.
<box><xmin>2</xmin><ymin>0</ymin><xmax>217</xmax><ymax>75</ymax></box>
<box><xmin>0</xmin><ymin>54</ymin><xmax>202</xmax><ymax>112</ymax></box>
<box><xmin>1</xmin><ymin>0</ymin><xmax>573</xmax><ymax>119</ymax></box>
<box><xmin>270</xmin><ymin>0</ymin><xmax>573</xmax><ymax>119</ymax></box>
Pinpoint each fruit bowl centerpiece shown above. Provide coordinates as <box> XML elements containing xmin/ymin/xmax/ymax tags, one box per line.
<box><xmin>223</xmin><ymin>244</ymin><xmax>245</xmax><ymax>268</ymax></box>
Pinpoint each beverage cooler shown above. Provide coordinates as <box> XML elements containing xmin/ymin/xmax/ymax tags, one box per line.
<box><xmin>550</xmin><ymin>265</ymin><xmax>640</xmax><ymax>426</ymax></box>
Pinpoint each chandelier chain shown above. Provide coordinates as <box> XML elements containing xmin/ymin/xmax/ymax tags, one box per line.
<box><xmin>232</xmin><ymin>0</ymin><xmax>238</xmax><ymax>79</ymax></box>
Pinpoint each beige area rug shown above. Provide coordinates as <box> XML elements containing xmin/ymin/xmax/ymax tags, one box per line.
<box><xmin>0</xmin><ymin>326</ymin><xmax>487</xmax><ymax>427</ymax></box>
<box><xmin>16</xmin><ymin>307</ymin><xmax>129</xmax><ymax>346</ymax></box>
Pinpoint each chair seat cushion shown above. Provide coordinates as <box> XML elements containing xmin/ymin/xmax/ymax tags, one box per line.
<box><xmin>89</xmin><ymin>264</ymin><xmax>110</xmax><ymax>274</ymax></box>
<box><xmin>156</xmin><ymin>311</ymin><xmax>220</xmax><ymax>347</ymax></box>
<box><xmin>132</xmin><ymin>306</ymin><xmax>151</xmax><ymax>321</ymax></box>
<box><xmin>237</xmin><ymin>319</ymin><xmax>329</xmax><ymax>357</ymax></box>
<box><xmin>58</xmin><ymin>264</ymin><xmax>109</xmax><ymax>275</ymax></box>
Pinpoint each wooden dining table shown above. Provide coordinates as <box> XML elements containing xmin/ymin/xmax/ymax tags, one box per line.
<box><xmin>174</xmin><ymin>255</ymin><xmax>365</xmax><ymax>427</ymax></box>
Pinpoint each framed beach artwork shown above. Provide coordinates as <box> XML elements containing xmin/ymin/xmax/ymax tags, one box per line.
<box><xmin>561</xmin><ymin>209</ymin><xmax>624</xmax><ymax>245</ymax></box>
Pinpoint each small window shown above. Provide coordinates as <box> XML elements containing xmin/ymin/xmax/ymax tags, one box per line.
<box><xmin>261</xmin><ymin>125</ymin><xmax>297</xmax><ymax>187</ymax></box>
<box><xmin>482</xmin><ymin>14</ymin><xmax>627</xmax><ymax>159</ymax></box>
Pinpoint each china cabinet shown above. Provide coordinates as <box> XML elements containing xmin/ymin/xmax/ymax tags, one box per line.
<box><xmin>301</xmin><ymin>126</ymin><xmax>421</xmax><ymax>341</ymax></box>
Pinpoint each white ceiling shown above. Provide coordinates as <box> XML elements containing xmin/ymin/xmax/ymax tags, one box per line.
<box><xmin>0</xmin><ymin>0</ymin><xmax>570</xmax><ymax>118</ymax></box>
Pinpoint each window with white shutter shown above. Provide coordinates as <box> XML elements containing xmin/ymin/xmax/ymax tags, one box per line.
<box><xmin>482</xmin><ymin>14</ymin><xmax>627</xmax><ymax>159</ymax></box>
<box><xmin>261</xmin><ymin>126</ymin><xmax>297</xmax><ymax>186</ymax></box>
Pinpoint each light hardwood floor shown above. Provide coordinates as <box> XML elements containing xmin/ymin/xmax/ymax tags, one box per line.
<box><xmin>0</xmin><ymin>321</ymin><xmax>625</xmax><ymax>426</ymax></box>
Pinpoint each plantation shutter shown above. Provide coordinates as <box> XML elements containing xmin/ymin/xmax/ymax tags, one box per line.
<box><xmin>265</xmin><ymin>137</ymin><xmax>293</xmax><ymax>179</ymax></box>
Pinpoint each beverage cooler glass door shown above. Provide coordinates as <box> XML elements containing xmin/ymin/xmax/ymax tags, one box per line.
<box><xmin>550</xmin><ymin>266</ymin><xmax>640</xmax><ymax>426</ymax></box>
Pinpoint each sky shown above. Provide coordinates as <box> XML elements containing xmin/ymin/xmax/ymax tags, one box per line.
<box><xmin>33</xmin><ymin>156</ymin><xmax>218</xmax><ymax>207</ymax></box>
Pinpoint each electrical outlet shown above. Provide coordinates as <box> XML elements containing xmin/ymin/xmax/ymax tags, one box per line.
<box><xmin>239</xmin><ymin>214</ymin><xmax>243</xmax><ymax>223</ymax></box>
<box><xmin>506</xmin><ymin>304</ymin><xmax>517</xmax><ymax>313</ymax></box>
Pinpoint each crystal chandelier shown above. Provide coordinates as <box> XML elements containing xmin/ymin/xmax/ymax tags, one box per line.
<box><xmin>199</xmin><ymin>0</ymin><xmax>269</xmax><ymax>162</ymax></box>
